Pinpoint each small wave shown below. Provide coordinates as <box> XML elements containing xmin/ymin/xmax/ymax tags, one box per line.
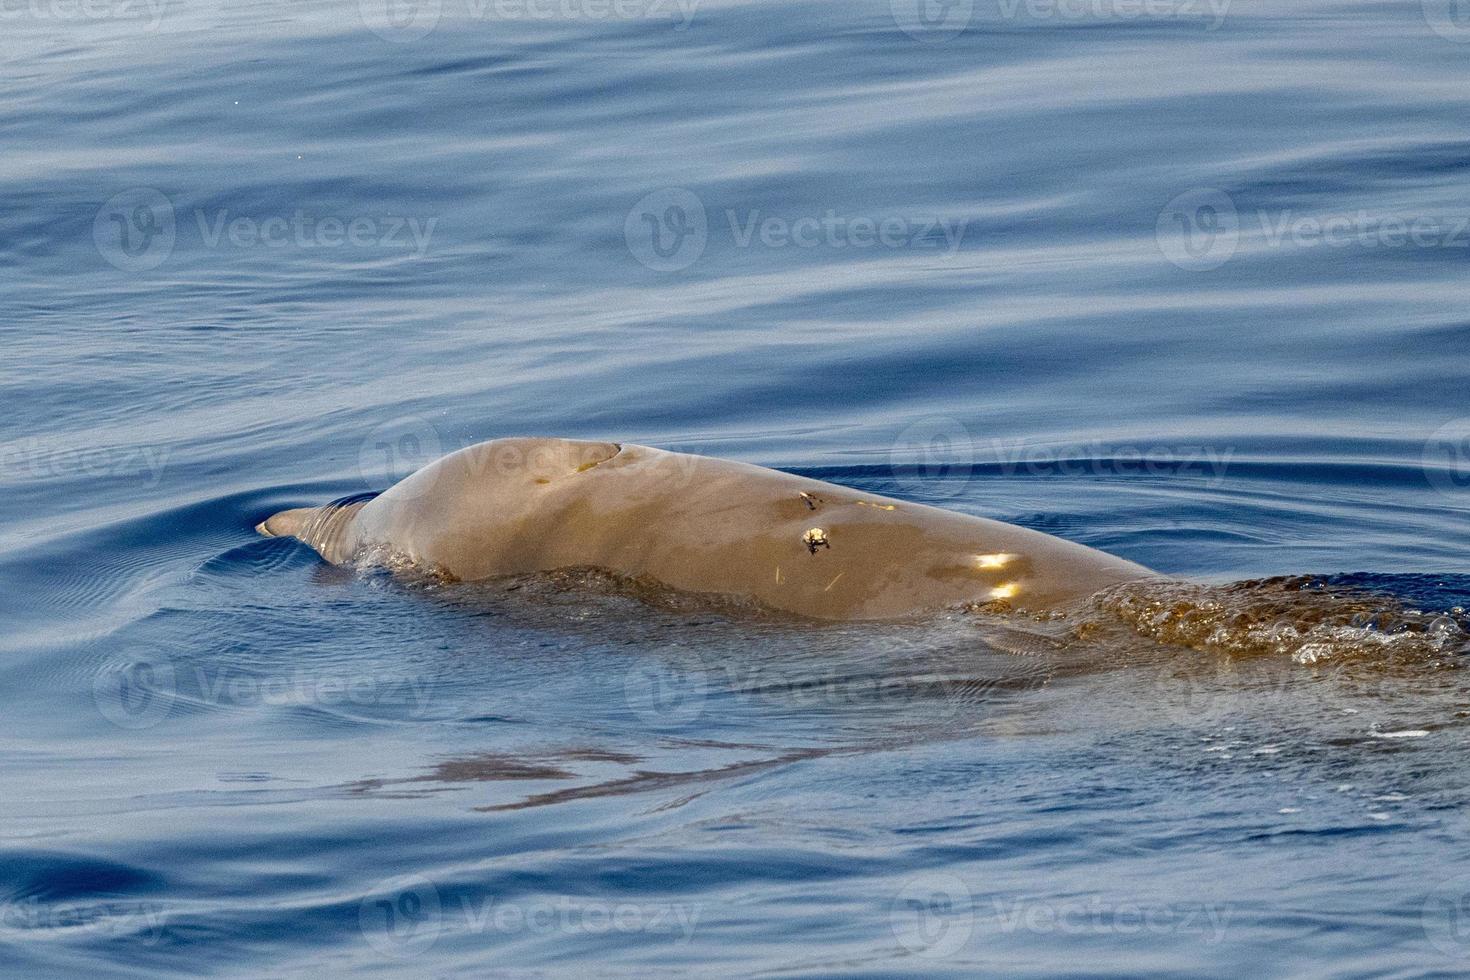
<box><xmin>196</xmin><ymin>538</ymin><xmax>321</xmax><ymax>579</ymax></box>
<box><xmin>0</xmin><ymin>851</ymin><xmax>164</xmax><ymax>904</ymax></box>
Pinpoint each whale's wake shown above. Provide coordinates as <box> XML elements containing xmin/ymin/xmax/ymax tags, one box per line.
<box><xmin>1068</xmin><ymin>575</ymin><xmax>1470</xmax><ymax>666</ymax></box>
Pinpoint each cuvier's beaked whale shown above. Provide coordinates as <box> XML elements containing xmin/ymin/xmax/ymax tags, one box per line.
<box><xmin>258</xmin><ymin>438</ymin><xmax>1158</xmax><ymax>620</ymax></box>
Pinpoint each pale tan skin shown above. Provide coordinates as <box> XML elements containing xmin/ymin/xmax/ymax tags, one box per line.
<box><xmin>259</xmin><ymin>438</ymin><xmax>1158</xmax><ymax>621</ymax></box>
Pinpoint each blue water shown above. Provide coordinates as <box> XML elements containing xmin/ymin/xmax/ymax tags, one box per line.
<box><xmin>6</xmin><ymin>0</ymin><xmax>1470</xmax><ymax>974</ymax></box>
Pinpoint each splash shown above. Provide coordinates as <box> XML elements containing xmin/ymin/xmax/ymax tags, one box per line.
<box><xmin>1077</xmin><ymin>576</ymin><xmax>1470</xmax><ymax>664</ymax></box>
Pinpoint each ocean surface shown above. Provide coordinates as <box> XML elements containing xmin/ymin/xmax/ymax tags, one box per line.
<box><xmin>5</xmin><ymin>0</ymin><xmax>1470</xmax><ymax>974</ymax></box>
